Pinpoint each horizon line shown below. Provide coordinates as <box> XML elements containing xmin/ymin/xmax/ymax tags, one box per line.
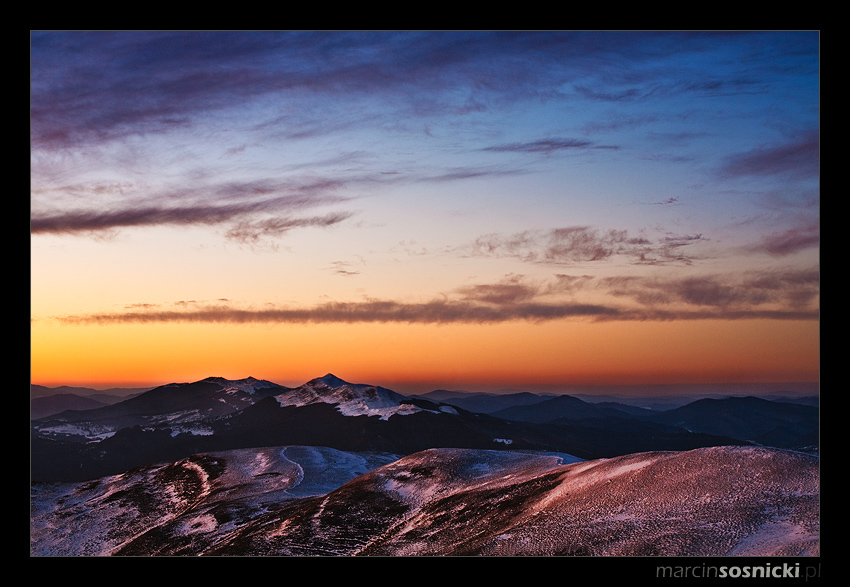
<box><xmin>31</xmin><ymin>375</ymin><xmax>820</xmax><ymax>397</ymax></box>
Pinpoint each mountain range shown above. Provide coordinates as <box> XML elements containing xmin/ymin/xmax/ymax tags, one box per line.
<box><xmin>30</xmin><ymin>373</ymin><xmax>819</xmax><ymax>557</ymax></box>
<box><xmin>31</xmin><ymin>373</ymin><xmax>779</xmax><ymax>483</ymax></box>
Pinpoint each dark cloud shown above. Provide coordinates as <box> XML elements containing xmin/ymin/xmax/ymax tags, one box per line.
<box><xmin>224</xmin><ymin>212</ymin><xmax>354</xmax><ymax>244</ymax></box>
<box><xmin>721</xmin><ymin>130</ymin><xmax>820</xmax><ymax>180</ymax></box>
<box><xmin>465</xmin><ymin>226</ymin><xmax>705</xmax><ymax>266</ymax></box>
<box><xmin>651</xmin><ymin>197</ymin><xmax>679</xmax><ymax>205</ymax></box>
<box><xmin>423</xmin><ymin>167</ymin><xmax>525</xmax><ymax>183</ymax></box>
<box><xmin>752</xmin><ymin>223</ymin><xmax>819</xmax><ymax>257</ymax></box>
<box><xmin>595</xmin><ymin>308</ymin><xmax>819</xmax><ymax>322</ymax></box>
<box><xmin>33</xmin><ymin>31</ymin><xmax>812</xmax><ymax>151</ymax></box>
<box><xmin>31</xmin><ymin>31</ymin><xmax>313</xmax><ymax>150</ymax></box>
<box><xmin>54</xmin><ymin>298</ymin><xmax>623</xmax><ymax>326</ymax></box>
<box><xmin>31</xmin><ymin>175</ymin><xmax>356</xmax><ymax>238</ymax></box>
<box><xmin>30</xmin><ymin>193</ymin><xmax>352</xmax><ymax>238</ymax></box>
<box><xmin>599</xmin><ymin>267</ymin><xmax>819</xmax><ymax>312</ymax></box>
<box><xmin>455</xmin><ymin>273</ymin><xmax>598</xmax><ymax>307</ymax></box>
<box><xmin>574</xmin><ymin>85</ymin><xmax>647</xmax><ymax>102</ymax></box>
<box><xmin>29</xmin><ymin>31</ymin><xmax>586</xmax><ymax>150</ymax></box>
<box><xmin>482</xmin><ymin>138</ymin><xmax>619</xmax><ymax>154</ymax></box>
<box><xmin>51</xmin><ymin>265</ymin><xmax>818</xmax><ymax>327</ymax></box>
<box><xmin>31</xmin><ymin>203</ymin><xmax>244</xmax><ymax>234</ymax></box>
<box><xmin>545</xmin><ymin>274</ymin><xmax>596</xmax><ymax>294</ymax></box>
<box><xmin>455</xmin><ymin>275</ymin><xmax>539</xmax><ymax>306</ymax></box>
<box><xmin>678</xmin><ymin>77</ymin><xmax>769</xmax><ymax>97</ymax></box>
<box><xmin>51</xmin><ymin>292</ymin><xmax>817</xmax><ymax>327</ymax></box>
<box><xmin>545</xmin><ymin>227</ymin><xmax>632</xmax><ymax>262</ymax></box>
<box><xmin>327</xmin><ymin>261</ymin><xmax>362</xmax><ymax>277</ymax></box>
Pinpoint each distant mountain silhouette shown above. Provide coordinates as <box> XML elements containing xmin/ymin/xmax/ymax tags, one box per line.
<box><xmin>643</xmin><ymin>396</ymin><xmax>819</xmax><ymax>450</ymax></box>
<box><xmin>31</xmin><ymin>394</ymin><xmax>108</xmax><ymax>420</ymax></box>
<box><xmin>491</xmin><ymin>394</ymin><xmax>650</xmax><ymax>422</ymax></box>
<box><xmin>416</xmin><ymin>390</ymin><xmax>555</xmax><ymax>413</ymax></box>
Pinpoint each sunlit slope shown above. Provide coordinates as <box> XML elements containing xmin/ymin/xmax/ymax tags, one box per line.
<box><xmin>32</xmin><ymin>445</ymin><xmax>818</xmax><ymax>556</ymax></box>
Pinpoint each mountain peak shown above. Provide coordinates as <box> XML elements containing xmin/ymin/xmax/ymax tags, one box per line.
<box><xmin>313</xmin><ymin>374</ymin><xmax>350</xmax><ymax>388</ymax></box>
<box><xmin>275</xmin><ymin>374</ymin><xmax>431</xmax><ymax>420</ymax></box>
<box><xmin>202</xmin><ymin>375</ymin><xmax>258</xmax><ymax>383</ymax></box>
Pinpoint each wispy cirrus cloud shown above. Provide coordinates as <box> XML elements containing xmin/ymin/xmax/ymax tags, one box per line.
<box><xmin>30</xmin><ymin>172</ymin><xmax>362</xmax><ymax>240</ymax></box>
<box><xmin>482</xmin><ymin>138</ymin><xmax>620</xmax><ymax>155</ymax></box>
<box><xmin>33</xmin><ymin>31</ymin><xmax>813</xmax><ymax>152</ymax></box>
<box><xmin>30</xmin><ymin>188</ymin><xmax>354</xmax><ymax>240</ymax></box>
<box><xmin>30</xmin><ymin>31</ymin><xmax>629</xmax><ymax>152</ymax></box>
<box><xmin>720</xmin><ymin>130</ymin><xmax>820</xmax><ymax>180</ymax></box>
<box><xmin>224</xmin><ymin>212</ymin><xmax>355</xmax><ymax>244</ymax></box>
<box><xmin>750</xmin><ymin>222</ymin><xmax>819</xmax><ymax>257</ymax></box>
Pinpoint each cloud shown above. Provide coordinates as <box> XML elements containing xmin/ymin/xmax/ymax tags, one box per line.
<box><xmin>326</xmin><ymin>259</ymin><xmax>365</xmax><ymax>277</ymax></box>
<box><xmin>422</xmin><ymin>167</ymin><xmax>526</xmax><ymax>183</ymax></box>
<box><xmin>651</xmin><ymin>197</ymin><xmax>679</xmax><ymax>205</ymax></box>
<box><xmin>720</xmin><ymin>130</ymin><xmax>819</xmax><ymax>180</ymax></box>
<box><xmin>31</xmin><ymin>177</ymin><xmax>355</xmax><ymax>239</ymax></box>
<box><xmin>30</xmin><ymin>196</ymin><xmax>352</xmax><ymax>239</ymax></box>
<box><xmin>595</xmin><ymin>308</ymin><xmax>819</xmax><ymax>322</ymax></box>
<box><xmin>34</xmin><ymin>31</ymin><xmax>810</xmax><ymax>152</ymax></box>
<box><xmin>599</xmin><ymin>267</ymin><xmax>819</xmax><ymax>312</ymax></box>
<box><xmin>50</xmin><ymin>266</ymin><xmax>818</xmax><ymax>327</ymax></box>
<box><xmin>455</xmin><ymin>273</ymin><xmax>597</xmax><ymax>307</ymax></box>
<box><xmin>54</xmin><ymin>298</ymin><xmax>623</xmax><ymax>326</ymax></box>
<box><xmin>455</xmin><ymin>274</ymin><xmax>539</xmax><ymax>305</ymax></box>
<box><xmin>31</xmin><ymin>31</ymin><xmax>604</xmax><ymax>151</ymax></box>
<box><xmin>482</xmin><ymin>138</ymin><xmax>619</xmax><ymax>154</ymax></box>
<box><xmin>49</xmin><ymin>294</ymin><xmax>818</xmax><ymax>327</ymax></box>
<box><xmin>464</xmin><ymin>226</ymin><xmax>705</xmax><ymax>266</ymax></box>
<box><xmin>225</xmin><ymin>212</ymin><xmax>354</xmax><ymax>244</ymax></box>
<box><xmin>30</xmin><ymin>31</ymin><xmax>316</xmax><ymax>150</ymax></box>
<box><xmin>574</xmin><ymin>86</ymin><xmax>646</xmax><ymax>102</ymax></box>
<box><xmin>752</xmin><ymin>223</ymin><xmax>819</xmax><ymax>257</ymax></box>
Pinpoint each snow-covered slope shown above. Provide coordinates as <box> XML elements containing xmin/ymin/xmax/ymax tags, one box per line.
<box><xmin>31</xmin><ymin>445</ymin><xmax>818</xmax><ymax>557</ymax></box>
<box><xmin>30</xmin><ymin>445</ymin><xmax>400</xmax><ymax>556</ymax></box>
<box><xmin>203</xmin><ymin>376</ymin><xmax>288</xmax><ymax>396</ymax></box>
<box><xmin>221</xmin><ymin>445</ymin><xmax>819</xmax><ymax>557</ymax></box>
<box><xmin>274</xmin><ymin>373</ymin><xmax>454</xmax><ymax>420</ymax></box>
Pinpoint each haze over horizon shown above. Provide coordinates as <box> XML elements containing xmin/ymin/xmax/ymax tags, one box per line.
<box><xmin>31</xmin><ymin>32</ymin><xmax>819</xmax><ymax>395</ymax></box>
<box><xmin>30</xmin><ymin>373</ymin><xmax>820</xmax><ymax>399</ymax></box>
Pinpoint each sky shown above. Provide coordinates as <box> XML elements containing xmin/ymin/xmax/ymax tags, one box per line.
<box><xmin>30</xmin><ymin>31</ymin><xmax>820</xmax><ymax>395</ymax></box>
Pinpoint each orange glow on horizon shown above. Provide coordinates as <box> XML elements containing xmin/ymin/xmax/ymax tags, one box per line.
<box><xmin>32</xmin><ymin>316</ymin><xmax>819</xmax><ymax>393</ymax></box>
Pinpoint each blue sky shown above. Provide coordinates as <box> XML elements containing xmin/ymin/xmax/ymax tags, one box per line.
<box><xmin>30</xmin><ymin>31</ymin><xmax>820</xmax><ymax>391</ymax></box>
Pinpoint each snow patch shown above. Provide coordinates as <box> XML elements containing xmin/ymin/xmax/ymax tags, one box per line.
<box><xmin>169</xmin><ymin>424</ymin><xmax>214</xmax><ymax>437</ymax></box>
<box><xmin>605</xmin><ymin>458</ymin><xmax>654</xmax><ymax>479</ymax></box>
<box><xmin>274</xmin><ymin>375</ymin><xmax>429</xmax><ymax>420</ymax></box>
<box><xmin>727</xmin><ymin>518</ymin><xmax>819</xmax><ymax>556</ymax></box>
<box><xmin>35</xmin><ymin>423</ymin><xmax>117</xmax><ymax>441</ymax></box>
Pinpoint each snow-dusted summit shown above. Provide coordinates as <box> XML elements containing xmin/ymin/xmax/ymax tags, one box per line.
<box><xmin>200</xmin><ymin>376</ymin><xmax>287</xmax><ymax>396</ymax></box>
<box><xmin>274</xmin><ymin>373</ymin><xmax>450</xmax><ymax>420</ymax></box>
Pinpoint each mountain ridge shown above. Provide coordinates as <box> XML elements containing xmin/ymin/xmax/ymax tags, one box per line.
<box><xmin>31</xmin><ymin>373</ymin><xmax>755</xmax><ymax>482</ymax></box>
